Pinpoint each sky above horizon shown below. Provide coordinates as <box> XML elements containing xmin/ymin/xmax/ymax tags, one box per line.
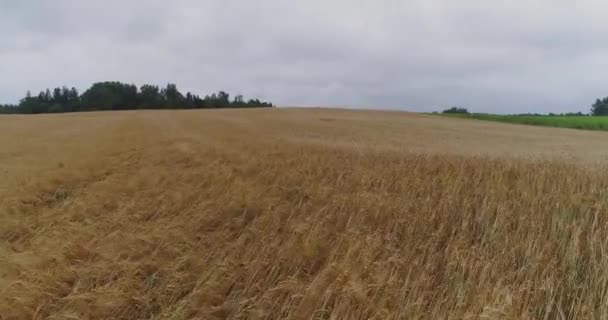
<box><xmin>2</xmin><ymin>1</ymin><xmax>608</xmax><ymax>113</ymax></box>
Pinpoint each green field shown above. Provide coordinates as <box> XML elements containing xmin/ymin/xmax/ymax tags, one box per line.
<box><xmin>442</xmin><ymin>113</ymin><xmax>608</xmax><ymax>131</ymax></box>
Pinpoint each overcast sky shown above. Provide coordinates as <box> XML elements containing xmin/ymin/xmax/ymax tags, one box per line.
<box><xmin>2</xmin><ymin>1</ymin><xmax>608</xmax><ymax>113</ymax></box>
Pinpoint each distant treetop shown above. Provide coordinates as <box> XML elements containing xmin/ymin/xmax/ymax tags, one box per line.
<box><xmin>442</xmin><ymin>107</ymin><xmax>469</xmax><ymax>114</ymax></box>
<box><xmin>0</xmin><ymin>82</ymin><xmax>273</xmax><ymax>114</ymax></box>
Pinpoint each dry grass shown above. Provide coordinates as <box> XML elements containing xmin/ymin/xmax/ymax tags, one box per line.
<box><xmin>2</xmin><ymin>108</ymin><xmax>608</xmax><ymax>319</ymax></box>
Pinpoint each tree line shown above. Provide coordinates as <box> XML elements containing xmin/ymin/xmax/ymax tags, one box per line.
<box><xmin>437</xmin><ymin>95</ymin><xmax>608</xmax><ymax>116</ymax></box>
<box><xmin>0</xmin><ymin>82</ymin><xmax>273</xmax><ymax>114</ymax></box>
<box><xmin>441</xmin><ymin>98</ymin><xmax>608</xmax><ymax>116</ymax></box>
<box><xmin>547</xmin><ymin>97</ymin><xmax>608</xmax><ymax>116</ymax></box>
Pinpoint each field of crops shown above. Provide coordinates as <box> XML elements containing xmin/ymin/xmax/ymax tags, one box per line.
<box><xmin>443</xmin><ymin>113</ymin><xmax>608</xmax><ymax>130</ymax></box>
<box><xmin>3</xmin><ymin>108</ymin><xmax>608</xmax><ymax>319</ymax></box>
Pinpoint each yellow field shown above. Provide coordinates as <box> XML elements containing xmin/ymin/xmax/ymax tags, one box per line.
<box><xmin>2</xmin><ymin>108</ymin><xmax>608</xmax><ymax>319</ymax></box>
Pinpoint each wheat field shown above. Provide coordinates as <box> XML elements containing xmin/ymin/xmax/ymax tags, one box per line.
<box><xmin>3</xmin><ymin>108</ymin><xmax>608</xmax><ymax>319</ymax></box>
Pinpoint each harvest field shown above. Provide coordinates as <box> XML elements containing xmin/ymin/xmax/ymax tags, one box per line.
<box><xmin>443</xmin><ymin>112</ymin><xmax>608</xmax><ymax>131</ymax></box>
<box><xmin>4</xmin><ymin>108</ymin><xmax>608</xmax><ymax>319</ymax></box>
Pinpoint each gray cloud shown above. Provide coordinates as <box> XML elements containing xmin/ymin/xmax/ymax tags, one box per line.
<box><xmin>2</xmin><ymin>0</ymin><xmax>608</xmax><ymax>113</ymax></box>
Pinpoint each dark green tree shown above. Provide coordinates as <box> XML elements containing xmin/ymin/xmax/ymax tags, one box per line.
<box><xmin>161</xmin><ymin>83</ymin><xmax>184</xmax><ymax>108</ymax></box>
<box><xmin>217</xmin><ymin>91</ymin><xmax>230</xmax><ymax>107</ymax></box>
<box><xmin>80</xmin><ymin>82</ymin><xmax>138</xmax><ymax>110</ymax></box>
<box><xmin>65</xmin><ymin>87</ymin><xmax>80</xmax><ymax>112</ymax></box>
<box><xmin>19</xmin><ymin>90</ymin><xmax>50</xmax><ymax>114</ymax></box>
<box><xmin>591</xmin><ymin>98</ymin><xmax>608</xmax><ymax>116</ymax></box>
<box><xmin>138</xmin><ymin>84</ymin><xmax>163</xmax><ymax>109</ymax></box>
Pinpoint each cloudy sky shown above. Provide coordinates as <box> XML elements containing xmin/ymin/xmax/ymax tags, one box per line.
<box><xmin>2</xmin><ymin>1</ymin><xmax>608</xmax><ymax>113</ymax></box>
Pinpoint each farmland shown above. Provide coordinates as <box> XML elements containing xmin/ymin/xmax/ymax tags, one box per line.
<box><xmin>443</xmin><ymin>112</ymin><xmax>608</xmax><ymax>131</ymax></box>
<box><xmin>3</xmin><ymin>108</ymin><xmax>608</xmax><ymax>319</ymax></box>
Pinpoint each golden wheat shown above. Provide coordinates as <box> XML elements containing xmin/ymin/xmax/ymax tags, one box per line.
<box><xmin>2</xmin><ymin>109</ymin><xmax>608</xmax><ymax>319</ymax></box>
